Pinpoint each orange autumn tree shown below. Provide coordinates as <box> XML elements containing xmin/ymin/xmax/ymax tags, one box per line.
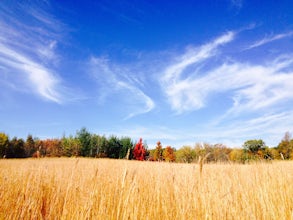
<box><xmin>39</xmin><ymin>139</ymin><xmax>62</xmax><ymax>157</ymax></box>
<box><xmin>163</xmin><ymin>146</ymin><xmax>176</xmax><ymax>162</ymax></box>
<box><xmin>133</xmin><ymin>138</ymin><xmax>146</xmax><ymax>160</ymax></box>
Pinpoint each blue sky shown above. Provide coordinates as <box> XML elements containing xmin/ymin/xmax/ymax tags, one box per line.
<box><xmin>1</xmin><ymin>0</ymin><xmax>293</xmax><ymax>148</ymax></box>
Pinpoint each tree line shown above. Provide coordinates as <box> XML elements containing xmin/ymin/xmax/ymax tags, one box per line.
<box><xmin>175</xmin><ymin>132</ymin><xmax>293</xmax><ymax>163</ymax></box>
<box><xmin>0</xmin><ymin>128</ymin><xmax>134</xmax><ymax>159</ymax></box>
<box><xmin>0</xmin><ymin>128</ymin><xmax>293</xmax><ymax>163</ymax></box>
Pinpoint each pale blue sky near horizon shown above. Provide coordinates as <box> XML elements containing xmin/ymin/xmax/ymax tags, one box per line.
<box><xmin>1</xmin><ymin>0</ymin><xmax>293</xmax><ymax>148</ymax></box>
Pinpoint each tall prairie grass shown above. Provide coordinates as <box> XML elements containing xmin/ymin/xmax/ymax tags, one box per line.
<box><xmin>0</xmin><ymin>158</ymin><xmax>292</xmax><ymax>219</ymax></box>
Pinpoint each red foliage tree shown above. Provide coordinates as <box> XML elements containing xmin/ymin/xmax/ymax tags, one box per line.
<box><xmin>133</xmin><ymin>138</ymin><xmax>146</xmax><ymax>161</ymax></box>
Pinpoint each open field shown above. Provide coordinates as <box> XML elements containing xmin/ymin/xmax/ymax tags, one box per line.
<box><xmin>0</xmin><ymin>159</ymin><xmax>292</xmax><ymax>219</ymax></box>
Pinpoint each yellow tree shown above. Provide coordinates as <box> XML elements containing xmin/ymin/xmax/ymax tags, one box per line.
<box><xmin>278</xmin><ymin>132</ymin><xmax>293</xmax><ymax>160</ymax></box>
<box><xmin>0</xmin><ymin>132</ymin><xmax>9</xmax><ymax>158</ymax></box>
<box><xmin>153</xmin><ymin>141</ymin><xmax>163</xmax><ymax>161</ymax></box>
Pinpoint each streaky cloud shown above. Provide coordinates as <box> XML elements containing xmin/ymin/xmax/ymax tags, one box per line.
<box><xmin>90</xmin><ymin>57</ymin><xmax>155</xmax><ymax>119</ymax></box>
<box><xmin>0</xmin><ymin>1</ymin><xmax>66</xmax><ymax>103</ymax></box>
<box><xmin>160</xmin><ymin>29</ymin><xmax>293</xmax><ymax>117</ymax></box>
<box><xmin>161</xmin><ymin>31</ymin><xmax>235</xmax><ymax>113</ymax></box>
<box><xmin>245</xmin><ymin>31</ymin><xmax>293</xmax><ymax>50</ymax></box>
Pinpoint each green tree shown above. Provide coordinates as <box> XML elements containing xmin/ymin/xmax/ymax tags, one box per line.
<box><xmin>90</xmin><ymin>134</ymin><xmax>101</xmax><ymax>157</ymax></box>
<box><xmin>8</xmin><ymin>137</ymin><xmax>26</xmax><ymax>158</ymax></box>
<box><xmin>243</xmin><ymin>139</ymin><xmax>266</xmax><ymax>154</ymax></box>
<box><xmin>25</xmin><ymin>134</ymin><xmax>36</xmax><ymax>157</ymax></box>
<box><xmin>61</xmin><ymin>135</ymin><xmax>72</xmax><ymax>157</ymax></box>
<box><xmin>119</xmin><ymin>137</ymin><xmax>133</xmax><ymax>159</ymax></box>
<box><xmin>0</xmin><ymin>132</ymin><xmax>9</xmax><ymax>158</ymax></box>
<box><xmin>242</xmin><ymin>139</ymin><xmax>269</xmax><ymax>161</ymax></box>
<box><xmin>96</xmin><ymin>135</ymin><xmax>108</xmax><ymax>158</ymax></box>
<box><xmin>61</xmin><ymin>135</ymin><xmax>81</xmax><ymax>157</ymax></box>
<box><xmin>107</xmin><ymin>135</ymin><xmax>122</xmax><ymax>158</ymax></box>
<box><xmin>76</xmin><ymin>127</ymin><xmax>92</xmax><ymax>157</ymax></box>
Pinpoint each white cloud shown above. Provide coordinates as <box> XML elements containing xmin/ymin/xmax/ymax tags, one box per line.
<box><xmin>162</xmin><ymin>31</ymin><xmax>234</xmax><ymax>83</ymax></box>
<box><xmin>0</xmin><ymin>1</ymin><xmax>65</xmax><ymax>103</ymax></box>
<box><xmin>156</xmin><ymin>30</ymin><xmax>293</xmax><ymax>147</ymax></box>
<box><xmin>161</xmin><ymin>32</ymin><xmax>235</xmax><ymax>113</ymax></box>
<box><xmin>245</xmin><ymin>31</ymin><xmax>293</xmax><ymax>50</ymax></box>
<box><xmin>90</xmin><ymin>57</ymin><xmax>155</xmax><ymax>119</ymax></box>
<box><xmin>160</xmin><ymin>30</ymin><xmax>293</xmax><ymax>116</ymax></box>
<box><xmin>221</xmin><ymin>59</ymin><xmax>293</xmax><ymax>116</ymax></box>
<box><xmin>86</xmin><ymin>29</ymin><xmax>293</xmax><ymax>147</ymax></box>
<box><xmin>0</xmin><ymin>42</ymin><xmax>63</xmax><ymax>103</ymax></box>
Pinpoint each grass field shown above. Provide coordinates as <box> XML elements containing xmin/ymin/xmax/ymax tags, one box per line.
<box><xmin>0</xmin><ymin>158</ymin><xmax>292</xmax><ymax>219</ymax></box>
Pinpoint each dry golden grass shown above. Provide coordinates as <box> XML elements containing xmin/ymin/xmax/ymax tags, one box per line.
<box><xmin>0</xmin><ymin>158</ymin><xmax>292</xmax><ymax>220</ymax></box>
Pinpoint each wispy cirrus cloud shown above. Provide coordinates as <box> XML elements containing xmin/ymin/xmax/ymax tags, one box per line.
<box><xmin>160</xmin><ymin>31</ymin><xmax>235</xmax><ymax>113</ymax></box>
<box><xmin>155</xmin><ymin>30</ymin><xmax>293</xmax><ymax>146</ymax></box>
<box><xmin>245</xmin><ymin>31</ymin><xmax>293</xmax><ymax>50</ymax></box>
<box><xmin>0</xmin><ymin>1</ymin><xmax>66</xmax><ymax>103</ymax></box>
<box><xmin>0</xmin><ymin>42</ymin><xmax>62</xmax><ymax>103</ymax></box>
<box><xmin>89</xmin><ymin>57</ymin><xmax>155</xmax><ymax>119</ymax></box>
<box><xmin>85</xmin><ymin>29</ymin><xmax>293</xmax><ymax>146</ymax></box>
<box><xmin>189</xmin><ymin>56</ymin><xmax>293</xmax><ymax>118</ymax></box>
<box><xmin>160</xmin><ymin>31</ymin><xmax>293</xmax><ymax>116</ymax></box>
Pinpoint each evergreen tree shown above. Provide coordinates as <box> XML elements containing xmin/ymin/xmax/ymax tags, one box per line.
<box><xmin>76</xmin><ymin>127</ymin><xmax>92</xmax><ymax>157</ymax></box>
<box><xmin>119</xmin><ymin>137</ymin><xmax>133</xmax><ymax>159</ymax></box>
<box><xmin>25</xmin><ymin>134</ymin><xmax>35</xmax><ymax>157</ymax></box>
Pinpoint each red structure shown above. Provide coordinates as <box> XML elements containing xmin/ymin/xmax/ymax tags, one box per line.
<box><xmin>133</xmin><ymin>138</ymin><xmax>146</xmax><ymax>160</ymax></box>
